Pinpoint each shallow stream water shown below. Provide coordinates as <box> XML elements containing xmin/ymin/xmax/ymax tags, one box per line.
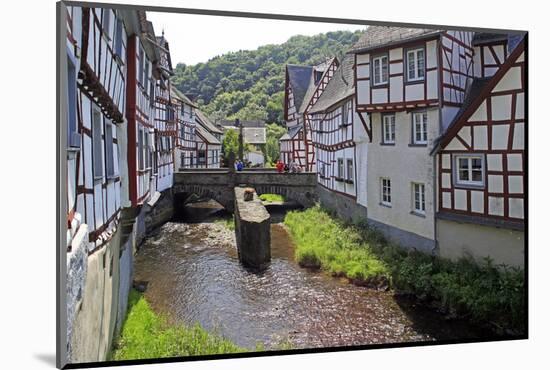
<box><xmin>133</xmin><ymin>201</ymin><xmax>488</xmax><ymax>350</ymax></box>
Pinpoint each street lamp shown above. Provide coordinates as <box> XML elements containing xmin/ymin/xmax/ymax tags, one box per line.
<box><xmin>236</xmin><ymin>118</ymin><xmax>244</xmax><ymax>162</ymax></box>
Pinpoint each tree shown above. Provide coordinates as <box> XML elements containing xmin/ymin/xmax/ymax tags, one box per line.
<box><xmin>171</xmin><ymin>29</ymin><xmax>363</xmax><ymax>123</ymax></box>
<box><xmin>264</xmin><ymin>123</ymin><xmax>287</xmax><ymax>165</ymax></box>
<box><xmin>222</xmin><ymin>129</ymin><xmax>249</xmax><ymax>162</ymax></box>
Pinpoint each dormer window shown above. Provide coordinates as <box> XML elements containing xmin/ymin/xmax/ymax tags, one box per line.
<box><xmin>372</xmin><ymin>55</ymin><xmax>389</xmax><ymax>86</ymax></box>
<box><xmin>407</xmin><ymin>48</ymin><xmax>425</xmax><ymax>82</ymax></box>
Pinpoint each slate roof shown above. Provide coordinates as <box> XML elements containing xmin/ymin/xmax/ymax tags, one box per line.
<box><xmin>218</xmin><ymin>120</ymin><xmax>266</xmax><ymax>128</ymax></box>
<box><xmin>287</xmin><ymin>65</ymin><xmax>314</xmax><ymax>114</ymax></box>
<box><xmin>195</xmin><ymin>109</ymin><xmax>223</xmax><ymax>135</ymax></box>
<box><xmin>223</xmin><ymin>127</ymin><xmax>266</xmax><ymax>144</ymax></box>
<box><xmin>310</xmin><ymin>53</ymin><xmax>355</xmax><ymax>114</ymax></box>
<box><xmin>472</xmin><ymin>32</ymin><xmax>509</xmax><ymax>46</ymax></box>
<box><xmin>350</xmin><ymin>26</ymin><xmax>441</xmax><ymax>53</ymax></box>
<box><xmin>288</xmin><ymin>125</ymin><xmax>303</xmax><ymax>139</ymax></box>
<box><xmin>195</xmin><ymin>124</ymin><xmax>221</xmax><ymax>145</ymax></box>
<box><xmin>170</xmin><ymin>86</ymin><xmax>197</xmax><ymax>108</ymax></box>
<box><xmin>279</xmin><ymin>132</ymin><xmax>290</xmax><ymax>141</ymax></box>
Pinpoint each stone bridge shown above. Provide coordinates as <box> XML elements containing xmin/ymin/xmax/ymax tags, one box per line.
<box><xmin>173</xmin><ymin>169</ymin><xmax>318</xmax><ymax>212</ymax></box>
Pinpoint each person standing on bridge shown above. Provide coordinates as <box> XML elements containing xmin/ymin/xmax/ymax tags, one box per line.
<box><xmin>236</xmin><ymin>160</ymin><xmax>244</xmax><ymax>171</ymax></box>
<box><xmin>276</xmin><ymin>160</ymin><xmax>284</xmax><ymax>173</ymax></box>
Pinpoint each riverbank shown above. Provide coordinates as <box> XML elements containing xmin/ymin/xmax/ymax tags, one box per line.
<box><xmin>110</xmin><ymin>289</ymin><xmax>245</xmax><ymax>360</ymax></box>
<box><xmin>284</xmin><ymin>206</ymin><xmax>525</xmax><ymax>334</ymax></box>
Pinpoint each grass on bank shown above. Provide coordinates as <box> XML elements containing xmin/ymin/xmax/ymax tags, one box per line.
<box><xmin>214</xmin><ymin>214</ymin><xmax>235</xmax><ymax>230</ymax></box>
<box><xmin>259</xmin><ymin>193</ymin><xmax>286</xmax><ymax>203</ymax></box>
<box><xmin>283</xmin><ymin>206</ymin><xmax>525</xmax><ymax>333</ymax></box>
<box><xmin>110</xmin><ymin>290</ymin><xmax>245</xmax><ymax>360</ymax></box>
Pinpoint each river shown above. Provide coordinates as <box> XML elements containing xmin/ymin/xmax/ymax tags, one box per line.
<box><xmin>133</xmin><ymin>200</ymin><xmax>489</xmax><ymax>350</ymax></box>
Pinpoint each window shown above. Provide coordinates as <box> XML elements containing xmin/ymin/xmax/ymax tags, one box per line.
<box><xmin>144</xmin><ymin>61</ymin><xmax>150</xmax><ymax>92</ymax></box>
<box><xmin>341</xmin><ymin>105</ymin><xmax>347</xmax><ymax>127</ymax></box>
<box><xmin>138</xmin><ymin>128</ymin><xmax>144</xmax><ymax>170</ymax></box>
<box><xmin>66</xmin><ymin>51</ymin><xmax>80</xmax><ymax>148</ymax></box>
<box><xmin>198</xmin><ymin>150</ymin><xmax>206</xmax><ymax>165</ymax></box>
<box><xmin>412</xmin><ymin>183</ymin><xmax>426</xmax><ymax>214</ymax></box>
<box><xmin>346</xmin><ymin>159</ymin><xmax>354</xmax><ymax>182</ymax></box>
<box><xmin>381</xmin><ymin>178</ymin><xmax>391</xmax><ymax>206</ymax></box>
<box><xmin>337</xmin><ymin>158</ymin><xmax>344</xmax><ymax>180</ymax></box>
<box><xmin>407</xmin><ymin>48</ymin><xmax>425</xmax><ymax>82</ymax></box>
<box><xmin>372</xmin><ymin>55</ymin><xmax>389</xmax><ymax>85</ymax></box>
<box><xmin>104</xmin><ymin>120</ymin><xmax>115</xmax><ymax>178</ymax></box>
<box><xmin>114</xmin><ymin>18</ymin><xmax>124</xmax><ymax>58</ymax></box>
<box><xmin>456</xmin><ymin>155</ymin><xmax>484</xmax><ymax>186</ymax></box>
<box><xmin>144</xmin><ymin>132</ymin><xmax>150</xmax><ymax>168</ymax></box>
<box><xmin>138</xmin><ymin>48</ymin><xmax>144</xmax><ymax>86</ymax></box>
<box><xmin>149</xmin><ymin>81</ymin><xmax>155</xmax><ymax>105</ymax></box>
<box><xmin>382</xmin><ymin>115</ymin><xmax>395</xmax><ymax>144</ymax></box>
<box><xmin>412</xmin><ymin>112</ymin><xmax>428</xmax><ymax>144</ymax></box>
<box><xmin>319</xmin><ymin>163</ymin><xmax>326</xmax><ymax>178</ymax></box>
<box><xmin>102</xmin><ymin>9</ymin><xmax>112</xmax><ymax>40</ymax></box>
<box><xmin>92</xmin><ymin>109</ymin><xmax>104</xmax><ymax>179</ymax></box>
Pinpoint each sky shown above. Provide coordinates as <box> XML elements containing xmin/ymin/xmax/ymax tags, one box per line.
<box><xmin>146</xmin><ymin>11</ymin><xmax>366</xmax><ymax>66</ymax></box>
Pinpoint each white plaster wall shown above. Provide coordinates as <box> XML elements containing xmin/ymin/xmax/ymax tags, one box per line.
<box><xmin>437</xmin><ymin>218</ymin><xmax>524</xmax><ymax>267</ymax></box>
<box><xmin>366</xmin><ymin>108</ymin><xmax>440</xmax><ymax>242</ymax></box>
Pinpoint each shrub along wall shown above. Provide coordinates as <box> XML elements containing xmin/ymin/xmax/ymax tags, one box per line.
<box><xmin>283</xmin><ymin>206</ymin><xmax>525</xmax><ymax>334</ymax></box>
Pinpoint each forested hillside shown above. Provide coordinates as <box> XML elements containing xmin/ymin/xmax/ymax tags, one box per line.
<box><xmin>171</xmin><ymin>30</ymin><xmax>363</xmax><ymax>125</ymax></box>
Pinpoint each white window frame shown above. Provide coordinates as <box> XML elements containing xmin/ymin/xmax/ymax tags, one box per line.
<box><xmin>382</xmin><ymin>114</ymin><xmax>396</xmax><ymax>144</ymax></box>
<box><xmin>412</xmin><ymin>111</ymin><xmax>428</xmax><ymax>144</ymax></box>
<box><xmin>104</xmin><ymin>119</ymin><xmax>115</xmax><ymax>178</ymax></box>
<box><xmin>92</xmin><ymin>108</ymin><xmax>104</xmax><ymax>180</ymax></box>
<box><xmin>407</xmin><ymin>47</ymin><xmax>425</xmax><ymax>82</ymax></box>
<box><xmin>412</xmin><ymin>182</ymin><xmax>426</xmax><ymax>214</ymax></box>
<box><xmin>381</xmin><ymin>178</ymin><xmax>392</xmax><ymax>206</ymax></box>
<box><xmin>455</xmin><ymin>155</ymin><xmax>485</xmax><ymax>187</ymax></box>
<box><xmin>372</xmin><ymin>55</ymin><xmax>389</xmax><ymax>86</ymax></box>
<box><xmin>337</xmin><ymin>158</ymin><xmax>344</xmax><ymax>180</ymax></box>
<box><xmin>66</xmin><ymin>48</ymin><xmax>80</xmax><ymax>148</ymax></box>
<box><xmin>346</xmin><ymin>158</ymin><xmax>354</xmax><ymax>182</ymax></box>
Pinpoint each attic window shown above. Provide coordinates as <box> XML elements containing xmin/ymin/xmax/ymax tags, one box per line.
<box><xmin>314</xmin><ymin>70</ymin><xmax>323</xmax><ymax>84</ymax></box>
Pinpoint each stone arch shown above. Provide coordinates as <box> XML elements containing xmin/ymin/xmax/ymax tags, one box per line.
<box><xmin>253</xmin><ymin>185</ymin><xmax>317</xmax><ymax>208</ymax></box>
<box><xmin>173</xmin><ymin>184</ymin><xmax>235</xmax><ymax>212</ymax></box>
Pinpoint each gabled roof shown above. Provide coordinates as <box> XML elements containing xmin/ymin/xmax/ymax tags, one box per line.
<box><xmin>288</xmin><ymin>125</ymin><xmax>303</xmax><ymax>139</ymax></box>
<box><xmin>170</xmin><ymin>86</ymin><xmax>197</xmax><ymax>108</ymax></box>
<box><xmin>155</xmin><ymin>34</ymin><xmax>173</xmax><ymax>73</ymax></box>
<box><xmin>350</xmin><ymin>26</ymin><xmax>441</xmax><ymax>53</ymax></box>
<box><xmin>296</xmin><ymin>58</ymin><xmax>337</xmax><ymax>114</ymax></box>
<box><xmin>287</xmin><ymin>65</ymin><xmax>314</xmax><ymax>114</ymax></box>
<box><xmin>218</xmin><ymin>120</ymin><xmax>266</xmax><ymax>128</ymax></box>
<box><xmin>310</xmin><ymin>53</ymin><xmax>355</xmax><ymax>114</ymax></box>
<box><xmin>279</xmin><ymin>132</ymin><xmax>290</xmax><ymax>141</ymax></box>
<box><xmin>433</xmin><ymin>38</ymin><xmax>525</xmax><ymax>154</ymax></box>
<box><xmin>195</xmin><ymin>109</ymin><xmax>224</xmax><ymax>135</ymax></box>
<box><xmin>195</xmin><ymin>124</ymin><xmax>221</xmax><ymax>145</ymax></box>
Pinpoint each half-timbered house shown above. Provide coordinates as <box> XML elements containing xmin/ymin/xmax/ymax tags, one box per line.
<box><xmin>152</xmin><ymin>32</ymin><xmax>175</xmax><ymax>193</ymax></box>
<box><xmin>281</xmin><ymin>59</ymin><xmax>339</xmax><ymax>171</ymax></box>
<box><xmin>434</xmin><ymin>36</ymin><xmax>525</xmax><ymax>266</ymax></box>
<box><xmin>123</xmin><ymin>12</ymin><xmax>159</xmax><ymax>209</ymax></box>
<box><xmin>64</xmin><ymin>5</ymin><xmax>128</xmax><ymax>362</ymax></box>
<box><xmin>194</xmin><ymin>109</ymin><xmax>222</xmax><ymax>168</ymax></box>
<box><xmin>309</xmin><ymin>53</ymin><xmax>369</xmax><ymax>217</ymax></box>
<box><xmin>171</xmin><ymin>87</ymin><xmax>198</xmax><ymax>169</ymax></box>
<box><xmin>352</xmin><ymin>27</ymin><xmax>477</xmax><ymax>252</ymax></box>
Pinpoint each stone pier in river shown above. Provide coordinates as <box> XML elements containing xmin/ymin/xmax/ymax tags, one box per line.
<box><xmin>234</xmin><ymin>187</ymin><xmax>271</xmax><ymax>268</ymax></box>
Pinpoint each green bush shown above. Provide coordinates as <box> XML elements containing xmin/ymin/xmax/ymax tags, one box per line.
<box><xmin>284</xmin><ymin>206</ymin><xmax>525</xmax><ymax>333</ymax></box>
